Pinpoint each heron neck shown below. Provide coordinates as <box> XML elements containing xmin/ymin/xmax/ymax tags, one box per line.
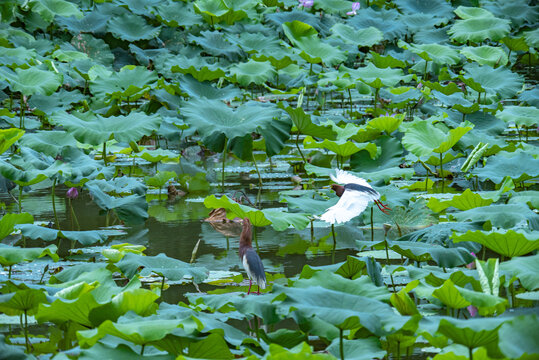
<box><xmin>333</xmin><ymin>185</ymin><xmax>345</xmax><ymax>197</ymax></box>
<box><xmin>239</xmin><ymin>222</ymin><xmax>252</xmax><ymax>250</ymax></box>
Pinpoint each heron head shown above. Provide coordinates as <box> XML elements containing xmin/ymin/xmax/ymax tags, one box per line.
<box><xmin>330</xmin><ymin>184</ymin><xmax>345</xmax><ymax>197</ymax></box>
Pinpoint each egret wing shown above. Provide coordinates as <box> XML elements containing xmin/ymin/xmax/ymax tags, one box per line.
<box><xmin>320</xmin><ymin>190</ymin><xmax>371</xmax><ymax>224</ymax></box>
<box><xmin>331</xmin><ymin>169</ymin><xmax>371</xmax><ymax>188</ymax></box>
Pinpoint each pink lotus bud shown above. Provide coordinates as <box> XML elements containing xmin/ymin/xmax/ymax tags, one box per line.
<box><xmin>298</xmin><ymin>0</ymin><xmax>314</xmax><ymax>8</ymax></box>
<box><xmin>467</xmin><ymin>305</ymin><xmax>478</xmax><ymax>317</ymax></box>
<box><xmin>346</xmin><ymin>2</ymin><xmax>360</xmax><ymax>15</ymax></box>
<box><xmin>66</xmin><ymin>187</ymin><xmax>79</xmax><ymax>199</ymax></box>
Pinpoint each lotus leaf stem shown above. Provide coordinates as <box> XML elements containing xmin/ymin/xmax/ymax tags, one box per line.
<box><xmin>252</xmin><ymin>153</ymin><xmax>263</xmax><ymax>189</ymax></box>
<box><xmin>469</xmin><ymin>347</ymin><xmax>473</xmax><ymax>360</ymax></box>
<box><xmin>221</xmin><ymin>137</ymin><xmax>228</xmax><ymax>193</ymax></box>
<box><xmin>331</xmin><ymin>223</ymin><xmax>336</xmax><ymax>246</ymax></box>
<box><xmin>51</xmin><ymin>179</ymin><xmax>61</xmax><ymax>231</ymax></box>
<box><xmin>8</xmin><ymin>265</ymin><xmax>12</xmax><ymax>279</ymax></box>
<box><xmin>339</xmin><ymin>328</ymin><xmax>344</xmax><ymax>360</ymax></box>
<box><xmin>439</xmin><ymin>152</ymin><xmax>444</xmax><ymax>193</ymax></box>
<box><xmin>102</xmin><ymin>142</ymin><xmax>107</xmax><ymax>166</ymax></box>
<box><xmin>295</xmin><ymin>132</ymin><xmax>307</xmax><ymax>167</ymax></box>
<box><xmin>371</xmin><ymin>207</ymin><xmax>374</xmax><ymax>241</ymax></box>
<box><xmin>18</xmin><ymin>186</ymin><xmax>22</xmax><ymax>213</ymax></box>
<box><xmin>24</xmin><ymin>309</ymin><xmax>29</xmax><ymax>353</ymax></box>
<box><xmin>348</xmin><ymin>88</ymin><xmax>353</xmax><ymax>113</ymax></box>
<box><xmin>140</xmin><ymin>344</ymin><xmax>145</xmax><ymax>356</ymax></box>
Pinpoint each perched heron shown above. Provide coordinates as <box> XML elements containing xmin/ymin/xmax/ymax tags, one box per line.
<box><xmin>239</xmin><ymin>218</ymin><xmax>266</xmax><ymax>295</ymax></box>
<box><xmin>321</xmin><ymin>169</ymin><xmax>391</xmax><ymax>224</ymax></box>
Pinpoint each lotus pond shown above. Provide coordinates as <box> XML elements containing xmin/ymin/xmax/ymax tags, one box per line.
<box><xmin>0</xmin><ymin>0</ymin><xmax>538</xmax><ymax>359</ymax></box>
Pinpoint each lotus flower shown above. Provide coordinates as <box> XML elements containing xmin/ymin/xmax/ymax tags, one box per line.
<box><xmin>298</xmin><ymin>0</ymin><xmax>314</xmax><ymax>8</ymax></box>
<box><xmin>66</xmin><ymin>187</ymin><xmax>79</xmax><ymax>199</ymax></box>
<box><xmin>347</xmin><ymin>2</ymin><xmax>360</xmax><ymax>15</ymax></box>
<box><xmin>467</xmin><ymin>305</ymin><xmax>478</xmax><ymax>317</ymax></box>
<box><xmin>466</xmin><ymin>252</ymin><xmax>476</xmax><ymax>269</ymax></box>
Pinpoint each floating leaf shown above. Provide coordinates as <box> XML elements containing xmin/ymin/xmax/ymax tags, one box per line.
<box><xmin>452</xmin><ymin>229</ymin><xmax>539</xmax><ymax>257</ymax></box>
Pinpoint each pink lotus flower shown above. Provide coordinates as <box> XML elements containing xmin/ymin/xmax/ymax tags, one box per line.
<box><xmin>347</xmin><ymin>2</ymin><xmax>360</xmax><ymax>15</ymax></box>
<box><xmin>66</xmin><ymin>187</ymin><xmax>79</xmax><ymax>200</ymax></box>
<box><xmin>298</xmin><ymin>0</ymin><xmax>314</xmax><ymax>8</ymax></box>
<box><xmin>467</xmin><ymin>305</ymin><xmax>478</xmax><ymax>317</ymax></box>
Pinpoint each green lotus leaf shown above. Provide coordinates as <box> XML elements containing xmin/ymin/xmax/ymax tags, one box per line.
<box><xmin>52</xmin><ymin>47</ymin><xmax>88</xmax><ymax>62</ymax></box>
<box><xmin>107</xmin><ymin>13</ymin><xmax>161</xmax><ymax>41</ymax></box>
<box><xmin>303</xmin><ymin>136</ymin><xmax>378</xmax><ymax>158</ymax></box>
<box><xmin>318</xmin><ymin>67</ymin><xmax>355</xmax><ymax>89</ymax></box>
<box><xmin>276</xmin><ymin>284</ymin><xmax>394</xmax><ymax>334</ymax></box>
<box><xmin>29</xmin><ymin>0</ymin><xmax>83</xmax><ymax>23</ymax></box>
<box><xmin>422</xmin><ymin>81</ymin><xmax>463</xmax><ymax>95</ymax></box>
<box><xmin>496</xmin><ymin>106</ymin><xmax>539</xmax><ymax>127</ymax></box>
<box><xmin>401</xmin><ymin>13</ymin><xmax>446</xmax><ymax>34</ymax></box>
<box><xmin>167</xmin><ymin>55</ymin><xmax>226</xmax><ymax>81</ymax></box>
<box><xmin>346</xmin><ymin>63</ymin><xmax>413</xmax><ymax>88</ymax></box>
<box><xmin>460</xmin><ymin>46</ymin><xmax>508</xmax><ymax>67</ymax></box>
<box><xmin>331</xmin><ymin>24</ymin><xmax>384</xmax><ymax>47</ymax></box>
<box><xmin>448</xmin><ymin>17</ymin><xmax>511</xmax><ymax>43</ymax></box>
<box><xmin>432</xmin><ymin>279</ymin><xmax>471</xmax><ymax>309</ymax></box>
<box><xmin>452</xmin><ymin>229</ymin><xmax>539</xmax><ymax>257</ymax></box>
<box><xmin>501</xmin><ymin>36</ymin><xmax>529</xmax><ymax>52</ymax></box>
<box><xmin>436</xmin><ymin>317</ymin><xmax>506</xmax><ymax>350</ymax></box>
<box><xmin>460</xmin><ymin>63</ymin><xmax>524</xmax><ymax>99</ymax></box>
<box><xmin>349</xmin><ymin>7</ymin><xmax>407</xmax><ymax>41</ymax></box>
<box><xmin>153</xmin><ymin>1</ymin><xmax>200</xmax><ymax>27</ymax></box>
<box><xmin>28</xmin><ymin>88</ymin><xmax>85</xmax><ymax>116</ymax></box>
<box><xmin>265</xmin><ymin>342</ymin><xmax>333</xmax><ymax>359</ymax></box>
<box><xmin>327</xmin><ymin>337</ymin><xmax>386</xmax><ymax>360</ymax></box>
<box><xmin>498</xmin><ymin>314</ymin><xmax>539</xmax><ymax>360</ymax></box>
<box><xmin>281</xmin><ymin>105</ymin><xmax>337</xmax><ymax>139</ymax></box>
<box><xmin>398</xmin><ymin>41</ymin><xmax>460</xmax><ymax>65</ymax></box>
<box><xmin>51</xmin><ymin>111</ymin><xmax>161</xmax><ymax>146</ymax></box>
<box><xmin>390</xmin><ymin>280</ymin><xmax>420</xmax><ymax>315</ymax></box>
<box><xmin>117</xmin><ymin>253</ymin><xmax>208</xmax><ymax>283</ymax></box>
<box><xmin>367</xmin><ymin>114</ymin><xmax>404</xmax><ymax>133</ymax></box>
<box><xmin>204</xmin><ymin>194</ymin><xmax>310</xmax><ymax>230</ymax></box>
<box><xmin>188</xmin><ymin>30</ymin><xmax>242</xmax><ymax>61</ymax></box>
<box><xmin>17</xmin><ymin>224</ymin><xmax>123</xmax><ymax>246</ymax></box>
<box><xmin>0</xmin><ymin>128</ymin><xmax>24</xmax><ymax>155</ymax></box>
<box><xmin>0</xmin><ymin>46</ymin><xmax>37</xmax><ymax>66</ymax></box>
<box><xmin>395</xmin><ymin>0</ymin><xmax>453</xmax><ymax>18</ymax></box>
<box><xmin>500</xmin><ymin>254</ymin><xmax>539</xmax><ymax>290</ymax></box>
<box><xmin>137</xmin><ymin>148</ymin><xmax>180</xmax><ymax>163</ymax></box>
<box><xmin>0</xmin><ymin>244</ymin><xmax>58</xmax><ymax>267</ymax></box>
<box><xmin>85</xmin><ymin>182</ymin><xmax>148</xmax><ymax>225</ymax></box>
<box><xmin>471</xmin><ymin>151</ymin><xmax>539</xmax><ymax>183</ymax></box>
<box><xmin>450</xmin><ymin>203</ymin><xmax>539</xmax><ymax>230</ymax></box>
<box><xmin>229</xmin><ymin>59</ymin><xmax>275</xmax><ymax>86</ymax></box>
<box><xmin>18</xmin><ymin>130</ymin><xmax>77</xmax><ymax>157</ymax></box>
<box><xmin>88</xmin><ymin>287</ymin><xmax>159</xmax><ymax>326</ymax></box>
<box><xmin>282</xmin><ymin>21</ymin><xmax>346</xmax><ymax>66</ymax></box>
<box><xmin>508</xmin><ymin>191</ymin><xmax>539</xmax><ymax>209</ymax></box>
<box><xmin>182</xmin><ymin>98</ymin><xmax>290</xmax><ymax>158</ymax></box>
<box><xmin>386</xmin><ymin>241</ymin><xmax>474</xmax><ymax>268</ymax></box>
<box><xmin>0</xmin><ymin>288</ymin><xmax>47</xmax><ymax>316</ymax></box>
<box><xmin>179</xmin><ymin>75</ymin><xmax>241</xmax><ymax>100</ymax></box>
<box><xmin>144</xmin><ymin>171</ymin><xmax>177</xmax><ymax>189</ymax></box>
<box><xmin>402</xmin><ymin>120</ymin><xmax>473</xmax><ymax>157</ymax></box>
<box><xmin>293</xmin><ymin>270</ymin><xmax>390</xmax><ymax>302</ymax></box>
<box><xmin>90</xmin><ymin>65</ymin><xmax>158</xmax><ymax>102</ymax></box>
<box><xmin>280</xmin><ymin>190</ymin><xmax>336</xmax><ymax>216</ymax></box>
<box><xmin>0</xmin><ymin>213</ymin><xmax>33</xmax><ymax>241</ymax></box>
<box><xmin>7</xmin><ymin>67</ymin><xmax>62</xmax><ymax>96</ymax></box>
<box><xmin>193</xmin><ymin>0</ymin><xmax>229</xmax><ymax>18</ymax></box>
<box><xmin>427</xmin><ymin>189</ymin><xmax>493</xmax><ymax>213</ymax></box>
<box><xmin>524</xmin><ymin>28</ymin><xmax>539</xmax><ymax>48</ymax></box>
<box><xmin>483</xmin><ymin>1</ymin><xmax>537</xmax><ymax>28</ymax></box>
<box><xmin>454</xmin><ymin>6</ymin><xmax>495</xmax><ymax>20</ymax></box>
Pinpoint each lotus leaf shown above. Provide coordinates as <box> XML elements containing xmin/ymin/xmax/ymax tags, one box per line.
<box><xmin>167</xmin><ymin>55</ymin><xmax>226</xmax><ymax>81</ymax></box>
<box><xmin>0</xmin><ymin>128</ymin><xmax>24</xmax><ymax>155</ymax></box>
<box><xmin>460</xmin><ymin>63</ymin><xmax>524</xmax><ymax>99</ymax></box>
<box><xmin>448</xmin><ymin>17</ymin><xmax>510</xmax><ymax>43</ymax></box>
<box><xmin>450</xmin><ymin>204</ymin><xmax>539</xmax><ymax>230</ymax></box>
<box><xmin>0</xmin><ymin>244</ymin><xmax>59</xmax><ymax>267</ymax></box>
<box><xmin>330</xmin><ymin>24</ymin><xmax>384</xmax><ymax>47</ymax></box>
<box><xmin>500</xmin><ymin>254</ymin><xmax>539</xmax><ymax>291</ymax></box>
<box><xmin>303</xmin><ymin>136</ymin><xmax>378</xmax><ymax>158</ymax></box>
<box><xmin>327</xmin><ymin>337</ymin><xmax>386</xmax><ymax>360</ymax></box>
<box><xmin>498</xmin><ymin>314</ymin><xmax>539</xmax><ymax>360</ymax></box>
<box><xmin>495</xmin><ymin>105</ymin><xmax>539</xmax><ymax>127</ymax></box>
<box><xmin>460</xmin><ymin>46</ymin><xmax>508</xmax><ymax>67</ymax></box>
<box><xmin>107</xmin><ymin>13</ymin><xmax>161</xmax><ymax>41</ymax></box>
<box><xmin>89</xmin><ymin>65</ymin><xmax>158</xmax><ymax>102</ymax></box>
<box><xmin>346</xmin><ymin>63</ymin><xmax>413</xmax><ymax>88</ymax></box>
<box><xmin>436</xmin><ymin>317</ymin><xmax>506</xmax><ymax>350</ymax></box>
<box><xmin>471</xmin><ymin>151</ymin><xmax>539</xmax><ymax>184</ymax></box>
<box><xmin>282</xmin><ymin>105</ymin><xmax>337</xmax><ymax>139</ymax></box>
<box><xmin>427</xmin><ymin>189</ymin><xmax>493</xmax><ymax>212</ymax></box>
<box><xmin>0</xmin><ymin>212</ymin><xmax>33</xmax><ymax>240</ymax></box>
<box><xmin>229</xmin><ymin>59</ymin><xmax>275</xmax><ymax>86</ymax></box>
<box><xmin>189</xmin><ymin>30</ymin><xmax>243</xmax><ymax>61</ymax></box>
<box><xmin>402</xmin><ymin>120</ymin><xmax>473</xmax><ymax>157</ymax></box>
<box><xmin>452</xmin><ymin>229</ymin><xmax>539</xmax><ymax>257</ymax></box>
<box><xmin>398</xmin><ymin>41</ymin><xmax>460</xmax><ymax>65</ymax></box>
<box><xmin>29</xmin><ymin>0</ymin><xmax>83</xmax><ymax>23</ymax></box>
<box><xmin>0</xmin><ymin>288</ymin><xmax>47</xmax><ymax>316</ymax></box>
<box><xmin>348</xmin><ymin>8</ymin><xmax>407</xmax><ymax>41</ymax></box>
<box><xmin>5</xmin><ymin>67</ymin><xmax>62</xmax><ymax>96</ymax></box>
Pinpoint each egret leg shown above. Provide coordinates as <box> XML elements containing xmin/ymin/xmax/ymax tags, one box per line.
<box><xmin>257</xmin><ymin>284</ymin><xmax>260</xmax><ymax>295</ymax></box>
<box><xmin>374</xmin><ymin>200</ymin><xmax>391</xmax><ymax>214</ymax></box>
<box><xmin>247</xmin><ymin>279</ymin><xmax>252</xmax><ymax>295</ymax></box>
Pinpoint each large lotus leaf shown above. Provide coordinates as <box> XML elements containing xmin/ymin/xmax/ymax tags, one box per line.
<box><xmin>50</xmin><ymin>147</ymin><xmax>114</xmax><ymax>185</ymax></box>
<box><xmin>436</xmin><ymin>317</ymin><xmax>506</xmax><ymax>349</ymax></box>
<box><xmin>509</xmin><ymin>191</ymin><xmax>539</xmax><ymax>209</ymax></box>
<box><xmin>454</xmin><ymin>6</ymin><xmax>495</xmax><ymax>20</ymax></box>
<box><xmin>327</xmin><ymin>337</ymin><xmax>386</xmax><ymax>360</ymax></box>
<box><xmin>188</xmin><ymin>30</ymin><xmax>242</xmax><ymax>61</ymax></box>
<box><xmin>0</xmin><ymin>244</ymin><xmax>58</xmax><ymax>266</ymax></box>
<box><xmin>90</xmin><ymin>66</ymin><xmax>158</xmax><ymax>101</ymax></box>
<box><xmin>483</xmin><ymin>0</ymin><xmax>538</xmax><ymax>28</ymax></box>
<box><xmin>303</xmin><ymin>136</ymin><xmax>378</xmax><ymax>158</ymax></box>
<box><xmin>178</xmin><ymin>75</ymin><xmax>240</xmax><ymax>101</ymax></box>
<box><xmin>28</xmin><ymin>88</ymin><xmax>85</xmax><ymax>116</ymax></box>
<box><xmin>282</xmin><ymin>21</ymin><xmax>346</xmax><ymax>66</ymax></box>
<box><xmin>85</xmin><ymin>182</ymin><xmax>148</xmax><ymax>225</ymax></box>
<box><xmin>402</xmin><ymin>120</ymin><xmax>473</xmax><ymax>157</ymax></box>
<box><xmin>386</xmin><ymin>241</ymin><xmax>474</xmax><ymax>268</ymax></box>
<box><xmin>29</xmin><ymin>0</ymin><xmax>83</xmax><ymax>23</ymax></box>
<box><xmin>17</xmin><ymin>224</ymin><xmax>123</xmax><ymax>246</ymax></box>
<box><xmin>0</xmin><ymin>213</ymin><xmax>33</xmax><ymax>241</ymax></box>
<box><xmin>107</xmin><ymin>13</ymin><xmax>161</xmax><ymax>41</ymax></box>
<box><xmin>276</xmin><ymin>284</ymin><xmax>394</xmax><ymax>335</ymax></box>
<box><xmin>330</xmin><ymin>24</ymin><xmax>384</xmax><ymax>47</ymax></box>
<box><xmin>496</xmin><ymin>106</ymin><xmax>539</xmax><ymax>128</ymax></box>
<box><xmin>422</xmin><ymin>81</ymin><xmax>463</xmax><ymax>96</ymax></box>
<box><xmin>452</xmin><ymin>229</ymin><xmax>539</xmax><ymax>257</ymax></box>
<box><xmin>56</xmin><ymin>9</ymin><xmax>110</xmax><ymax>34</ymax></box>
<box><xmin>193</xmin><ymin>0</ymin><xmax>229</xmax><ymax>18</ymax></box>
<box><xmin>351</xmin><ymin>136</ymin><xmax>402</xmax><ymax>171</ymax></box>
<box><xmin>0</xmin><ymin>128</ymin><xmax>24</xmax><ymax>155</ymax></box>
<box><xmin>346</xmin><ymin>63</ymin><xmax>413</xmax><ymax>88</ymax></box>
<box><xmin>398</xmin><ymin>41</ymin><xmax>460</xmax><ymax>65</ymax></box>
<box><xmin>498</xmin><ymin>314</ymin><xmax>539</xmax><ymax>360</ymax></box>
<box><xmin>51</xmin><ymin>111</ymin><xmax>161</xmax><ymax>146</ymax></box>
<box><xmin>204</xmin><ymin>194</ymin><xmax>309</xmax><ymax>230</ymax></box>
<box><xmin>460</xmin><ymin>63</ymin><xmax>524</xmax><ymax>99</ymax></box>
<box><xmin>165</xmin><ymin>55</ymin><xmax>226</xmax><ymax>82</ymax></box>
<box><xmin>397</xmin><ymin>222</ymin><xmax>483</xmax><ymax>248</ymax></box>
<box><xmin>448</xmin><ymin>17</ymin><xmax>511</xmax><ymax>43</ymax></box>
<box><xmin>500</xmin><ymin>254</ymin><xmax>539</xmax><ymax>290</ymax></box>
<box><xmin>0</xmin><ymin>160</ymin><xmax>47</xmax><ymax>186</ymax></box>
<box><xmin>432</xmin><ymin>279</ymin><xmax>471</xmax><ymax>309</ymax></box>
<box><xmin>182</xmin><ymin>98</ymin><xmax>289</xmax><ymax>158</ymax></box>
<box><xmin>282</xmin><ymin>105</ymin><xmax>337</xmax><ymax>139</ymax></box>
<box><xmin>280</xmin><ymin>190</ymin><xmax>336</xmax><ymax>216</ymax></box>
<box><xmin>401</xmin><ymin>13</ymin><xmax>446</xmax><ymax>34</ymax></box>
<box><xmin>153</xmin><ymin>0</ymin><xmax>200</xmax><ymax>27</ymax></box>
<box><xmin>395</xmin><ymin>0</ymin><xmax>453</xmax><ymax>18</ymax></box>
<box><xmin>427</xmin><ymin>189</ymin><xmax>494</xmax><ymax>213</ymax></box>
<box><xmin>460</xmin><ymin>46</ymin><xmax>508</xmax><ymax>67</ymax></box>
<box><xmin>348</xmin><ymin>7</ymin><xmax>407</xmax><ymax>41</ymax></box>
<box><xmin>117</xmin><ymin>253</ymin><xmax>208</xmax><ymax>283</ymax></box>
<box><xmin>229</xmin><ymin>59</ymin><xmax>275</xmax><ymax>86</ymax></box>
<box><xmin>0</xmin><ymin>288</ymin><xmax>47</xmax><ymax>316</ymax></box>
<box><xmin>471</xmin><ymin>151</ymin><xmax>539</xmax><ymax>183</ymax></box>
<box><xmin>77</xmin><ymin>317</ymin><xmax>183</xmax><ymax>348</ymax></box>
<box><xmin>450</xmin><ymin>204</ymin><xmax>539</xmax><ymax>230</ymax></box>
<box><xmin>7</xmin><ymin>67</ymin><xmax>62</xmax><ymax>96</ymax></box>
